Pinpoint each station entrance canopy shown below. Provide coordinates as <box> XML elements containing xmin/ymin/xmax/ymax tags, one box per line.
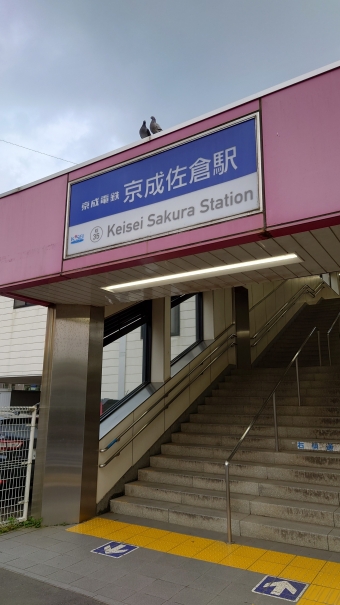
<box><xmin>2</xmin><ymin>61</ymin><xmax>340</xmax><ymax>305</ymax></box>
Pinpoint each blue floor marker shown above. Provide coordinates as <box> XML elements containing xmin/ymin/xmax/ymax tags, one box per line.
<box><xmin>91</xmin><ymin>541</ymin><xmax>138</xmax><ymax>558</ymax></box>
<box><xmin>252</xmin><ymin>575</ymin><xmax>309</xmax><ymax>602</ymax></box>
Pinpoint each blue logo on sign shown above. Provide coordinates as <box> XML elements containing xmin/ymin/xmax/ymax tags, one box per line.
<box><xmin>252</xmin><ymin>576</ymin><xmax>308</xmax><ymax>602</ymax></box>
<box><xmin>71</xmin><ymin>234</ymin><xmax>84</xmax><ymax>244</ymax></box>
<box><xmin>91</xmin><ymin>541</ymin><xmax>138</xmax><ymax>558</ymax></box>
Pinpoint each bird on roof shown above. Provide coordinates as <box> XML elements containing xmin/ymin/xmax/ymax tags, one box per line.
<box><xmin>150</xmin><ymin>116</ymin><xmax>162</xmax><ymax>134</ymax></box>
<box><xmin>139</xmin><ymin>120</ymin><xmax>151</xmax><ymax>139</ymax></box>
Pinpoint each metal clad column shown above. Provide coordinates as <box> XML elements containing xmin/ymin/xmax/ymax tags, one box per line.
<box><xmin>151</xmin><ymin>298</ymin><xmax>171</xmax><ymax>383</ymax></box>
<box><xmin>32</xmin><ymin>305</ymin><xmax>104</xmax><ymax>525</ymax></box>
<box><xmin>234</xmin><ymin>287</ymin><xmax>251</xmax><ymax>368</ymax></box>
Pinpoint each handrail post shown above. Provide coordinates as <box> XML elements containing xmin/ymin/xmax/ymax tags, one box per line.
<box><xmin>317</xmin><ymin>330</ymin><xmax>322</xmax><ymax>366</ymax></box>
<box><xmin>295</xmin><ymin>357</ymin><xmax>301</xmax><ymax>406</ymax></box>
<box><xmin>328</xmin><ymin>332</ymin><xmax>331</xmax><ymax>366</ymax></box>
<box><xmin>225</xmin><ymin>461</ymin><xmax>233</xmax><ymax>544</ymax></box>
<box><xmin>273</xmin><ymin>392</ymin><xmax>279</xmax><ymax>452</ymax></box>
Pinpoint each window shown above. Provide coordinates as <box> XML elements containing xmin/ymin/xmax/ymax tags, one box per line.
<box><xmin>101</xmin><ymin>301</ymin><xmax>152</xmax><ymax>418</ymax></box>
<box><xmin>171</xmin><ymin>293</ymin><xmax>203</xmax><ymax>363</ymax></box>
<box><xmin>170</xmin><ymin>305</ymin><xmax>180</xmax><ymax>336</ymax></box>
<box><xmin>13</xmin><ymin>300</ymin><xmax>35</xmax><ymax>309</ymax></box>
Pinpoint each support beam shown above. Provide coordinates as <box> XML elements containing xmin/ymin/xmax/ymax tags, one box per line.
<box><xmin>234</xmin><ymin>286</ymin><xmax>251</xmax><ymax>368</ymax></box>
<box><xmin>32</xmin><ymin>305</ymin><xmax>104</xmax><ymax>525</ymax></box>
<box><xmin>151</xmin><ymin>298</ymin><xmax>171</xmax><ymax>383</ymax></box>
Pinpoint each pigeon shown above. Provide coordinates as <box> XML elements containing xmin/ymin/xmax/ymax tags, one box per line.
<box><xmin>139</xmin><ymin>120</ymin><xmax>151</xmax><ymax>139</ymax></box>
<box><xmin>150</xmin><ymin>116</ymin><xmax>162</xmax><ymax>134</ymax></box>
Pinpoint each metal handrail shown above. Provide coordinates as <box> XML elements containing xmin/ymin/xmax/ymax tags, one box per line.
<box><xmin>327</xmin><ymin>311</ymin><xmax>340</xmax><ymax>365</ymax></box>
<box><xmin>99</xmin><ymin>324</ymin><xmax>236</xmax><ymax>466</ymax></box>
<box><xmin>224</xmin><ymin>325</ymin><xmax>320</xmax><ymax>543</ymax></box>
<box><xmin>251</xmin><ymin>282</ymin><xmax>324</xmax><ymax>347</ymax></box>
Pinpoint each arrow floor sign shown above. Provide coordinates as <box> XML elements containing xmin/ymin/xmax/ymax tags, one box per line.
<box><xmin>252</xmin><ymin>575</ymin><xmax>309</xmax><ymax>602</ymax></box>
<box><xmin>91</xmin><ymin>541</ymin><xmax>138</xmax><ymax>558</ymax></box>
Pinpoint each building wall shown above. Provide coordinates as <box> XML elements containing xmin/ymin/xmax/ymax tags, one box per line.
<box><xmin>171</xmin><ymin>297</ymin><xmax>197</xmax><ymax>360</ymax></box>
<box><xmin>0</xmin><ymin>296</ymin><xmax>47</xmax><ymax>381</ymax></box>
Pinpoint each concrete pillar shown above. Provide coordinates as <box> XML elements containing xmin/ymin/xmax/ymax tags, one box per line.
<box><xmin>151</xmin><ymin>297</ymin><xmax>171</xmax><ymax>383</ymax></box>
<box><xmin>32</xmin><ymin>305</ymin><xmax>104</xmax><ymax>525</ymax></box>
<box><xmin>234</xmin><ymin>286</ymin><xmax>251</xmax><ymax>368</ymax></box>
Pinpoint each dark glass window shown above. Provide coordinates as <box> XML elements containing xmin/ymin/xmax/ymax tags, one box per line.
<box><xmin>101</xmin><ymin>301</ymin><xmax>152</xmax><ymax>418</ymax></box>
<box><xmin>170</xmin><ymin>293</ymin><xmax>203</xmax><ymax>363</ymax></box>
<box><xmin>13</xmin><ymin>300</ymin><xmax>35</xmax><ymax>309</ymax></box>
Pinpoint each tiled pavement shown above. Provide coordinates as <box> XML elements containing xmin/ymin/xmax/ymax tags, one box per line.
<box><xmin>1</xmin><ymin>514</ymin><xmax>340</xmax><ymax>605</ymax></box>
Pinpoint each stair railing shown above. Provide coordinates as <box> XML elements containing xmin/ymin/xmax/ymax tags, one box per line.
<box><xmin>99</xmin><ymin>323</ymin><xmax>236</xmax><ymax>468</ymax></box>
<box><xmin>327</xmin><ymin>311</ymin><xmax>340</xmax><ymax>366</ymax></box>
<box><xmin>250</xmin><ymin>282</ymin><xmax>324</xmax><ymax>347</ymax></box>
<box><xmin>224</xmin><ymin>325</ymin><xmax>319</xmax><ymax>544</ymax></box>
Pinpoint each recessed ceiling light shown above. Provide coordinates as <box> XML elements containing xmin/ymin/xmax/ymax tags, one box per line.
<box><xmin>102</xmin><ymin>253</ymin><xmax>301</xmax><ymax>293</ymax></box>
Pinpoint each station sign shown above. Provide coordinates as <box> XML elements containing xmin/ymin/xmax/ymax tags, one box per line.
<box><xmin>64</xmin><ymin>114</ymin><xmax>262</xmax><ymax>258</ymax></box>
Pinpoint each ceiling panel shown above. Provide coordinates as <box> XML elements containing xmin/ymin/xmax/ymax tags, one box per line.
<box><xmin>12</xmin><ymin>226</ymin><xmax>340</xmax><ymax>306</ymax></box>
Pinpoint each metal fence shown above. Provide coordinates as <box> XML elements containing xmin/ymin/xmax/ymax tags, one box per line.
<box><xmin>0</xmin><ymin>406</ymin><xmax>38</xmax><ymax>523</ymax></box>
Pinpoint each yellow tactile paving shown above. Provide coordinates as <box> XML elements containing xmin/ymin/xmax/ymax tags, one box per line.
<box><xmin>299</xmin><ymin>600</ymin><xmax>328</xmax><ymax>605</ymax></box>
<box><xmin>248</xmin><ymin>559</ymin><xmax>286</xmax><ymax>576</ymax></box>
<box><xmin>220</xmin><ymin>553</ymin><xmax>261</xmax><ymax>569</ymax></box>
<box><xmin>138</xmin><ymin>528</ymin><xmax>170</xmax><ymax>539</ymax></box>
<box><xmin>192</xmin><ymin>541</ymin><xmax>239</xmax><ymax>562</ymax></box>
<box><xmin>255</xmin><ymin>550</ymin><xmax>296</xmax><ymax>565</ymax></box>
<box><xmin>292</xmin><ymin>556</ymin><xmax>326</xmax><ymax>572</ymax></box>
<box><xmin>283</xmin><ymin>565</ymin><xmax>321</xmax><ymax>583</ymax></box>
<box><xmin>168</xmin><ymin>537</ymin><xmax>214</xmax><ymax>557</ymax></box>
<box><xmin>67</xmin><ymin>516</ymin><xmax>340</xmax><ymax>598</ymax></box>
<box><xmin>304</xmin><ymin>585</ymin><xmax>340</xmax><ymax>604</ymax></box>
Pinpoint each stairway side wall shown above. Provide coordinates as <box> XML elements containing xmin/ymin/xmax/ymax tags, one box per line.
<box><xmin>248</xmin><ymin>277</ymin><xmax>338</xmax><ymax>364</ymax></box>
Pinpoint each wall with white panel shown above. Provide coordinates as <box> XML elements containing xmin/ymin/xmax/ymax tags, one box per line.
<box><xmin>0</xmin><ymin>296</ymin><xmax>47</xmax><ymax>381</ymax></box>
<box><xmin>171</xmin><ymin>297</ymin><xmax>197</xmax><ymax>360</ymax></box>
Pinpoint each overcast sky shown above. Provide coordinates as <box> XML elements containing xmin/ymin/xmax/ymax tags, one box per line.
<box><xmin>1</xmin><ymin>0</ymin><xmax>340</xmax><ymax>194</ymax></box>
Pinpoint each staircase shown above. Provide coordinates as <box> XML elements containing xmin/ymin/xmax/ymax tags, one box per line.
<box><xmin>111</xmin><ymin>297</ymin><xmax>340</xmax><ymax>552</ymax></box>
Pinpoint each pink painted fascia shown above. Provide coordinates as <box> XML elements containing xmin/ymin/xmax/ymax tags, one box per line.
<box><xmin>262</xmin><ymin>68</ymin><xmax>340</xmax><ymax>228</ymax></box>
<box><xmin>62</xmin><ymin>213</ymin><xmax>264</xmax><ymax>277</ymax></box>
<box><xmin>68</xmin><ymin>102</ymin><xmax>259</xmax><ymax>182</ymax></box>
<box><xmin>0</xmin><ymin>175</ymin><xmax>67</xmax><ymax>287</ymax></box>
<box><xmin>0</xmin><ymin>215</ymin><xmax>264</xmax><ymax>294</ymax></box>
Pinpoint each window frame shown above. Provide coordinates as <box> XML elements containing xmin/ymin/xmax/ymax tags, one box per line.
<box><xmin>170</xmin><ymin>293</ymin><xmax>203</xmax><ymax>365</ymax></box>
<box><xmin>101</xmin><ymin>300</ymin><xmax>152</xmax><ymax>420</ymax></box>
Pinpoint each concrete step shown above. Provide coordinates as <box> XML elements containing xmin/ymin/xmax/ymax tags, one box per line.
<box><xmin>110</xmin><ymin>495</ymin><xmax>244</xmax><ymax>535</ymax></box>
<box><xmin>191</xmin><ymin>413</ymin><xmax>340</xmax><ymax>427</ymax></box>
<box><xmin>125</xmin><ymin>480</ymin><xmax>253</xmax><ymax>514</ymax></box>
<box><xmin>171</xmin><ymin>431</ymin><xmax>340</xmax><ymax>452</ymax></box>
<box><xmin>124</xmin><ymin>480</ymin><xmax>339</xmax><ymax>527</ymax></box>
<box><xmin>217</xmin><ymin>386</ymin><xmax>340</xmax><ymax>396</ymax></box>
<box><xmin>208</xmin><ymin>394</ymin><xmax>340</xmax><ymax>405</ymax></box>
<box><xmin>161</xmin><ymin>442</ymin><xmax>340</xmax><ymax>470</ymax></box>
<box><xmin>239</xmin><ymin>515</ymin><xmax>335</xmax><ymax>551</ymax></box>
<box><xmin>181</xmin><ymin>422</ymin><xmax>340</xmax><ymax>440</ymax></box>
<box><xmin>197</xmin><ymin>404</ymin><xmax>340</xmax><ymax>416</ymax></box>
<box><xmin>139</xmin><ymin>466</ymin><xmax>340</xmax><ymax>505</ymax></box>
<box><xmin>151</xmin><ymin>454</ymin><xmax>340</xmax><ymax>487</ymax></box>
<box><xmin>230</xmin><ymin>365</ymin><xmax>340</xmax><ymax>374</ymax></box>
<box><xmin>110</xmin><ymin>495</ymin><xmax>340</xmax><ymax>551</ymax></box>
